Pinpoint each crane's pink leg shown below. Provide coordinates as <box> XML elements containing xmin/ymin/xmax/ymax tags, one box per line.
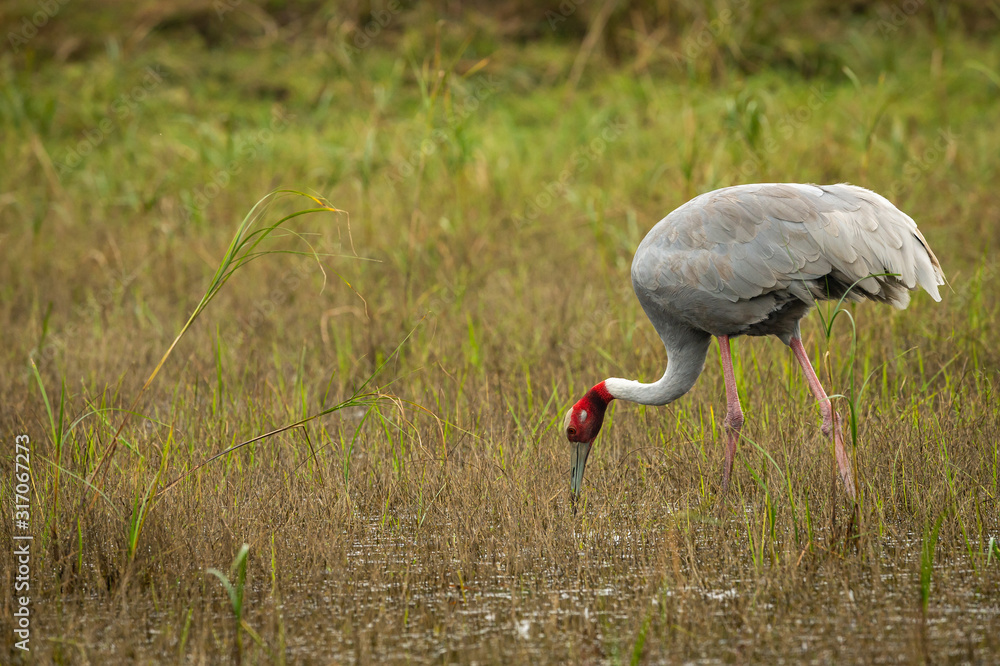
<box><xmin>718</xmin><ymin>336</ymin><xmax>743</xmax><ymax>492</ymax></box>
<box><xmin>788</xmin><ymin>336</ymin><xmax>858</xmax><ymax>500</ymax></box>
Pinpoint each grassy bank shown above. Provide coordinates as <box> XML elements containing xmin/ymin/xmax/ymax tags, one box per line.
<box><xmin>1</xmin><ymin>2</ymin><xmax>999</xmax><ymax>663</ymax></box>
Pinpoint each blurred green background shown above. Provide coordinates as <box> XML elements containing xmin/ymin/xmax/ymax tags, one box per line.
<box><xmin>2</xmin><ymin>1</ymin><xmax>999</xmax><ymax>663</ymax></box>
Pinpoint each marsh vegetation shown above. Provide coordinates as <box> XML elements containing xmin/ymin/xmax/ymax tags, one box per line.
<box><xmin>1</xmin><ymin>1</ymin><xmax>999</xmax><ymax>663</ymax></box>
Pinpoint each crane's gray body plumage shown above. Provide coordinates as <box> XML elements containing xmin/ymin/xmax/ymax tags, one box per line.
<box><xmin>632</xmin><ymin>182</ymin><xmax>944</xmax><ymax>344</ymax></box>
<box><xmin>604</xmin><ymin>183</ymin><xmax>944</xmax><ymax>407</ymax></box>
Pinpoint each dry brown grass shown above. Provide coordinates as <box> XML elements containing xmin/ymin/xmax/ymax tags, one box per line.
<box><xmin>2</xmin><ymin>2</ymin><xmax>999</xmax><ymax>663</ymax></box>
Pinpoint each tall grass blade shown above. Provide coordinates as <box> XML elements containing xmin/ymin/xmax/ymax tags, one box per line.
<box><xmin>85</xmin><ymin>190</ymin><xmax>344</xmax><ymax>499</ymax></box>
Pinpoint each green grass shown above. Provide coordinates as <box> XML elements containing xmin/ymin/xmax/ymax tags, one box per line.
<box><xmin>1</xmin><ymin>2</ymin><xmax>999</xmax><ymax>663</ymax></box>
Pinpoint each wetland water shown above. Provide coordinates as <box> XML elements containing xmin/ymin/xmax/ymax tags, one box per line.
<box><xmin>241</xmin><ymin>520</ymin><xmax>999</xmax><ymax>663</ymax></box>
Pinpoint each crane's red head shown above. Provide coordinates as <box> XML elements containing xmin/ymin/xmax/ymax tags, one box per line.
<box><xmin>564</xmin><ymin>381</ymin><xmax>614</xmax><ymax>499</ymax></box>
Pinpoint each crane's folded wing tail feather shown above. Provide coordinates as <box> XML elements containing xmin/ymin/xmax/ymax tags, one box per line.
<box><xmin>811</xmin><ymin>184</ymin><xmax>944</xmax><ymax>307</ymax></box>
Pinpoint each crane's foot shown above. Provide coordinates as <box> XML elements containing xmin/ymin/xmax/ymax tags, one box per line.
<box><xmin>832</xmin><ymin>427</ymin><xmax>858</xmax><ymax>502</ymax></box>
<box><xmin>721</xmin><ymin>427</ymin><xmax>739</xmax><ymax>493</ymax></box>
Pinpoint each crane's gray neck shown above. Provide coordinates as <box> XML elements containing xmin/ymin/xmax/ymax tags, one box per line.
<box><xmin>603</xmin><ymin>326</ymin><xmax>711</xmax><ymax>407</ymax></box>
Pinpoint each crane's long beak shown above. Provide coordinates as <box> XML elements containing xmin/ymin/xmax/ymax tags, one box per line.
<box><xmin>570</xmin><ymin>440</ymin><xmax>593</xmax><ymax>504</ymax></box>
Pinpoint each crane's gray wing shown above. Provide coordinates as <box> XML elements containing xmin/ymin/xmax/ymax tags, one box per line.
<box><xmin>632</xmin><ymin>183</ymin><xmax>945</xmax><ymax>336</ymax></box>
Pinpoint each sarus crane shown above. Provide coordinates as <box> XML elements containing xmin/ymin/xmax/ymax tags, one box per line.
<box><xmin>564</xmin><ymin>183</ymin><xmax>944</xmax><ymax>501</ymax></box>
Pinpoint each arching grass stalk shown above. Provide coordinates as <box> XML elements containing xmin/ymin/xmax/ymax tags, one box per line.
<box><xmin>84</xmin><ymin>190</ymin><xmax>346</xmax><ymax>501</ymax></box>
